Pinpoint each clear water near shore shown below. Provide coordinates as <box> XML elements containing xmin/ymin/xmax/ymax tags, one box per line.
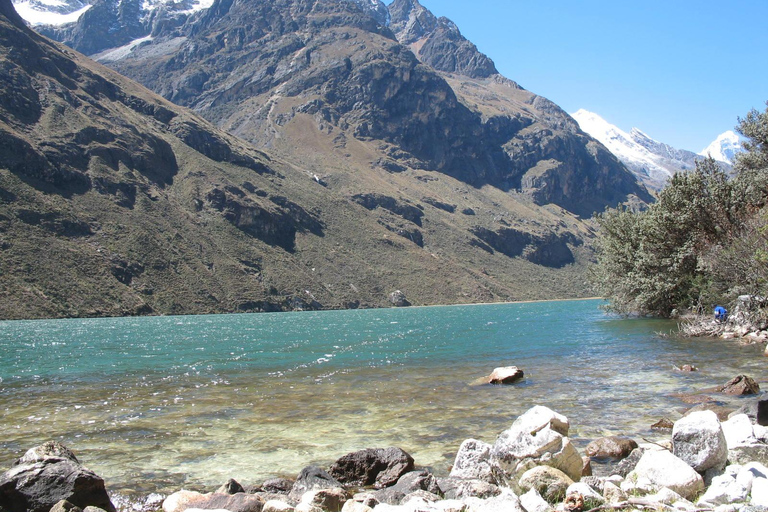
<box><xmin>0</xmin><ymin>299</ymin><xmax>765</xmax><ymax>498</ymax></box>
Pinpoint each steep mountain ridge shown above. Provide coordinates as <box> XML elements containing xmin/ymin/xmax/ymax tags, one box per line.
<box><xmin>0</xmin><ymin>0</ymin><xmax>617</xmax><ymax>319</ymax></box>
<box><xmin>700</xmin><ymin>130</ymin><xmax>743</xmax><ymax>164</ymax></box>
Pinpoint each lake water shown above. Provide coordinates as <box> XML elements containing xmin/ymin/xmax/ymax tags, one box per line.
<box><xmin>0</xmin><ymin>299</ymin><xmax>765</xmax><ymax>499</ymax></box>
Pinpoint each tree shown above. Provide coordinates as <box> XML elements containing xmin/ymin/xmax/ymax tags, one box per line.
<box><xmin>592</xmin><ymin>102</ymin><xmax>768</xmax><ymax>317</ymax></box>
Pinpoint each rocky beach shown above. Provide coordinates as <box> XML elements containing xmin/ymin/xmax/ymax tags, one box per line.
<box><xmin>3</xmin><ymin>361</ymin><xmax>768</xmax><ymax>512</ymax></box>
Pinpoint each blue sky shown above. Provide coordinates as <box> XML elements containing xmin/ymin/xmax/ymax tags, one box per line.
<box><xmin>387</xmin><ymin>0</ymin><xmax>768</xmax><ymax>153</ymax></box>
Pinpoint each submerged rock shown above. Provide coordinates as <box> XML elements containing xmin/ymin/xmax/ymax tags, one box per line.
<box><xmin>718</xmin><ymin>375</ymin><xmax>760</xmax><ymax>395</ymax></box>
<box><xmin>487</xmin><ymin>366</ymin><xmax>524</xmax><ymax>385</ymax></box>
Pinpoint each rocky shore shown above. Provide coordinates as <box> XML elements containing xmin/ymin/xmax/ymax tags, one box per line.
<box><xmin>4</xmin><ymin>388</ymin><xmax>768</xmax><ymax>512</ymax></box>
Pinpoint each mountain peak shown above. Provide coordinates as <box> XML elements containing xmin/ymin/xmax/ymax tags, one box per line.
<box><xmin>388</xmin><ymin>0</ymin><xmax>497</xmax><ymax>78</ymax></box>
<box><xmin>700</xmin><ymin>130</ymin><xmax>742</xmax><ymax>164</ymax></box>
<box><xmin>572</xmin><ymin>109</ymin><xmax>706</xmax><ymax>191</ymax></box>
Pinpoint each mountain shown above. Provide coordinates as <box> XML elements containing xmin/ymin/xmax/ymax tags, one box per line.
<box><xmin>0</xmin><ymin>0</ymin><xmax>652</xmax><ymax>319</ymax></box>
<box><xmin>571</xmin><ymin>109</ymin><xmax>712</xmax><ymax>191</ymax></box>
<box><xmin>700</xmin><ymin>130</ymin><xmax>743</xmax><ymax>164</ymax></box>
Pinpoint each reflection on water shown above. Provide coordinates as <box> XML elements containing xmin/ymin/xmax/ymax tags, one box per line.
<box><xmin>0</xmin><ymin>300</ymin><xmax>765</xmax><ymax>496</ymax></box>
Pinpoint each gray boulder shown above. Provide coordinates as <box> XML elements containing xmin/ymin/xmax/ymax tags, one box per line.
<box><xmin>371</xmin><ymin>470</ymin><xmax>441</xmax><ymax>505</ymax></box>
<box><xmin>672</xmin><ymin>410</ymin><xmax>728</xmax><ymax>472</ymax></box>
<box><xmin>436</xmin><ymin>477</ymin><xmax>500</xmax><ymax>500</ymax></box>
<box><xmin>217</xmin><ymin>479</ymin><xmax>246</xmax><ymax>495</ymax></box>
<box><xmin>289</xmin><ymin>467</ymin><xmax>343</xmax><ymax>502</ymax></box>
<box><xmin>0</xmin><ymin>443</ymin><xmax>115</xmax><ymax>512</ymax></box>
<box><xmin>615</xmin><ymin>448</ymin><xmax>644</xmax><ymax>478</ymax></box>
<box><xmin>490</xmin><ymin>406</ymin><xmax>582</xmax><ymax>482</ymax></box>
<box><xmin>449</xmin><ymin>439</ymin><xmax>494</xmax><ymax>482</ymax></box>
<box><xmin>388</xmin><ymin>291</ymin><xmax>410</xmax><ymax>307</ymax></box>
<box><xmin>328</xmin><ymin>447</ymin><xmax>413</xmax><ymax>488</ymax></box>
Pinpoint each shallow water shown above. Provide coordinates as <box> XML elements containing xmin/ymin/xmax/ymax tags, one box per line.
<box><xmin>0</xmin><ymin>300</ymin><xmax>764</xmax><ymax>497</ymax></box>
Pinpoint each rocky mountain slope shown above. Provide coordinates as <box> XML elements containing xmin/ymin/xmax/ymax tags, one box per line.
<box><xmin>33</xmin><ymin>0</ymin><xmax>650</xmax><ymax>217</ymax></box>
<box><xmin>0</xmin><ymin>0</ymin><xmax>622</xmax><ymax>320</ymax></box>
<box><xmin>0</xmin><ymin>0</ymin><xmax>655</xmax><ymax>319</ymax></box>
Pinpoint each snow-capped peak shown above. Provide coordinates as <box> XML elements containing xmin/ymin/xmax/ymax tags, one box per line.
<box><xmin>571</xmin><ymin>109</ymin><xmax>702</xmax><ymax>191</ymax></box>
<box><xmin>699</xmin><ymin>130</ymin><xmax>742</xmax><ymax>164</ymax></box>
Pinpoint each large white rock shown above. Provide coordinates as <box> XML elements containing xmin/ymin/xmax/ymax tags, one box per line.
<box><xmin>463</xmin><ymin>489</ymin><xmax>524</xmax><ymax>512</ymax></box>
<box><xmin>743</xmin><ymin>463</ymin><xmax>768</xmax><ymax>507</ymax></box>
<box><xmin>672</xmin><ymin>411</ymin><xmax>728</xmax><ymax>472</ymax></box>
<box><xmin>697</xmin><ymin>472</ymin><xmax>750</xmax><ymax>506</ymax></box>
<box><xmin>565</xmin><ymin>482</ymin><xmax>604</xmax><ymax>505</ymax></box>
<box><xmin>624</xmin><ymin>450</ymin><xmax>704</xmax><ymax>500</ymax></box>
<box><xmin>722</xmin><ymin>414</ymin><xmax>757</xmax><ymax>447</ymax></box>
<box><xmin>450</xmin><ymin>439</ymin><xmax>494</xmax><ymax>482</ymax></box>
<box><xmin>491</xmin><ymin>406</ymin><xmax>581</xmax><ymax>482</ymax></box>
<box><xmin>519</xmin><ymin>489</ymin><xmax>552</xmax><ymax>512</ymax></box>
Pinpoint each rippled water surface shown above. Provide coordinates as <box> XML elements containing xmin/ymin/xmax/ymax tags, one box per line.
<box><xmin>0</xmin><ymin>300</ymin><xmax>765</xmax><ymax>496</ymax></box>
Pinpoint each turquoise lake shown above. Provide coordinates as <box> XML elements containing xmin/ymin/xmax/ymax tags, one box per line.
<box><xmin>0</xmin><ymin>299</ymin><xmax>765</xmax><ymax>498</ymax></box>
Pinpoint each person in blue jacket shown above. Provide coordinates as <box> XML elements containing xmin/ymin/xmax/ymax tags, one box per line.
<box><xmin>714</xmin><ymin>306</ymin><xmax>728</xmax><ymax>322</ymax></box>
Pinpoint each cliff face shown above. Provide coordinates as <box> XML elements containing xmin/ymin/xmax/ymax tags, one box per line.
<box><xmin>50</xmin><ymin>0</ymin><xmax>650</xmax><ymax>217</ymax></box>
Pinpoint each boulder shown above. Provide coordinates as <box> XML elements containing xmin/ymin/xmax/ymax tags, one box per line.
<box><xmin>722</xmin><ymin>414</ymin><xmax>757</xmax><ymax>447</ymax></box>
<box><xmin>697</xmin><ymin>470</ymin><xmax>751</xmax><ymax>506</ymax></box>
<box><xmin>565</xmin><ymin>482</ymin><xmax>604</xmax><ymax>505</ymax></box>
<box><xmin>623</xmin><ymin>450</ymin><xmax>704</xmax><ymax>500</ymax></box>
<box><xmin>672</xmin><ymin>410</ymin><xmax>728</xmax><ymax>472</ymax></box>
<box><xmin>718</xmin><ymin>375</ymin><xmax>760</xmax><ymax>395</ymax></box>
<box><xmin>730</xmin><ymin>399</ymin><xmax>768</xmax><ymax>426</ymax></box>
<box><xmin>0</xmin><ymin>443</ymin><xmax>116</xmax><ymax>512</ymax></box>
<box><xmin>748</xmin><ymin>463</ymin><xmax>768</xmax><ymax>507</ymax></box>
<box><xmin>580</xmin><ymin>457</ymin><xmax>591</xmax><ymax>478</ymax></box>
<box><xmin>684</xmin><ymin>403</ymin><xmax>734</xmax><ymax>421</ymax></box>
<box><xmin>261</xmin><ymin>479</ymin><xmax>294</xmax><ymax>495</ymax></box>
<box><xmin>518</xmin><ymin>466</ymin><xmax>573</xmax><ymax>503</ymax></box>
<box><xmin>487</xmin><ymin>367</ymin><xmax>524</xmax><ymax>385</ymax></box>
<box><xmin>490</xmin><ymin>406</ymin><xmax>581</xmax><ymax>482</ymax></box>
<box><xmin>615</xmin><ymin>448</ymin><xmax>644</xmax><ymax>477</ymax></box>
<box><xmin>296</xmin><ymin>488</ymin><xmax>348</xmax><ymax>512</ymax></box>
<box><xmin>163</xmin><ymin>491</ymin><xmax>264</xmax><ymax>512</ymax></box>
<box><xmin>436</xmin><ymin>477</ymin><xmax>500</xmax><ymax>500</ymax></box>
<box><xmin>217</xmin><ymin>479</ymin><xmax>246</xmax><ymax>495</ymax></box>
<box><xmin>519</xmin><ymin>488</ymin><xmax>552</xmax><ymax>512</ymax></box>
<box><xmin>651</xmin><ymin>418</ymin><xmax>674</xmax><ymax>430</ymax></box>
<box><xmin>371</xmin><ymin>470</ymin><xmax>441</xmax><ymax>505</ymax></box>
<box><xmin>289</xmin><ymin>467</ymin><xmax>343</xmax><ymax>502</ymax></box>
<box><xmin>388</xmin><ymin>291</ymin><xmax>410</xmax><ymax>307</ymax></box>
<box><xmin>462</xmin><ymin>489</ymin><xmax>524</xmax><ymax>512</ymax></box>
<box><xmin>50</xmin><ymin>500</ymin><xmax>83</xmax><ymax>512</ymax></box>
<box><xmin>263</xmin><ymin>501</ymin><xmax>294</xmax><ymax>512</ymax></box>
<box><xmin>449</xmin><ymin>439</ymin><xmax>494</xmax><ymax>482</ymax></box>
<box><xmin>329</xmin><ymin>448</ymin><xmax>414</xmax><ymax>488</ymax></box>
<box><xmin>585</xmin><ymin>437</ymin><xmax>638</xmax><ymax>460</ymax></box>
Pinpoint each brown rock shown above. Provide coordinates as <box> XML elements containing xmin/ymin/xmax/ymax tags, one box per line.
<box><xmin>651</xmin><ymin>418</ymin><xmax>674</xmax><ymax>430</ymax></box>
<box><xmin>684</xmin><ymin>403</ymin><xmax>734</xmax><ymax>421</ymax></box>
<box><xmin>581</xmin><ymin>457</ymin><xmax>592</xmax><ymax>477</ymax></box>
<box><xmin>487</xmin><ymin>366</ymin><xmax>524</xmax><ymax>385</ymax></box>
<box><xmin>585</xmin><ymin>436</ymin><xmax>638</xmax><ymax>460</ymax></box>
<box><xmin>717</xmin><ymin>375</ymin><xmax>760</xmax><ymax>395</ymax></box>
<box><xmin>676</xmin><ymin>364</ymin><xmax>698</xmax><ymax>372</ymax></box>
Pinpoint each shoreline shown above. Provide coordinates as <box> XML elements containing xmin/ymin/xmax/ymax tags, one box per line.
<box><xmin>0</xmin><ymin>296</ymin><xmax>604</xmax><ymax>323</ymax></box>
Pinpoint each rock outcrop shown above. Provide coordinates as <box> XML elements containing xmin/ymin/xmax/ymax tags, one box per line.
<box><xmin>0</xmin><ymin>442</ymin><xmax>115</xmax><ymax>512</ymax></box>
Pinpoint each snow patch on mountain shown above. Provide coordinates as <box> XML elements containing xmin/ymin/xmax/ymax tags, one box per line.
<box><xmin>14</xmin><ymin>0</ymin><xmax>90</xmax><ymax>25</ymax></box>
<box><xmin>572</xmin><ymin>109</ymin><xmax>699</xmax><ymax>190</ymax></box>
<box><xmin>700</xmin><ymin>130</ymin><xmax>742</xmax><ymax>164</ymax></box>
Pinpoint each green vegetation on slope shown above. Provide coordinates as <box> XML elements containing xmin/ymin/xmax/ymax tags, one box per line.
<box><xmin>592</xmin><ymin>103</ymin><xmax>768</xmax><ymax>317</ymax></box>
